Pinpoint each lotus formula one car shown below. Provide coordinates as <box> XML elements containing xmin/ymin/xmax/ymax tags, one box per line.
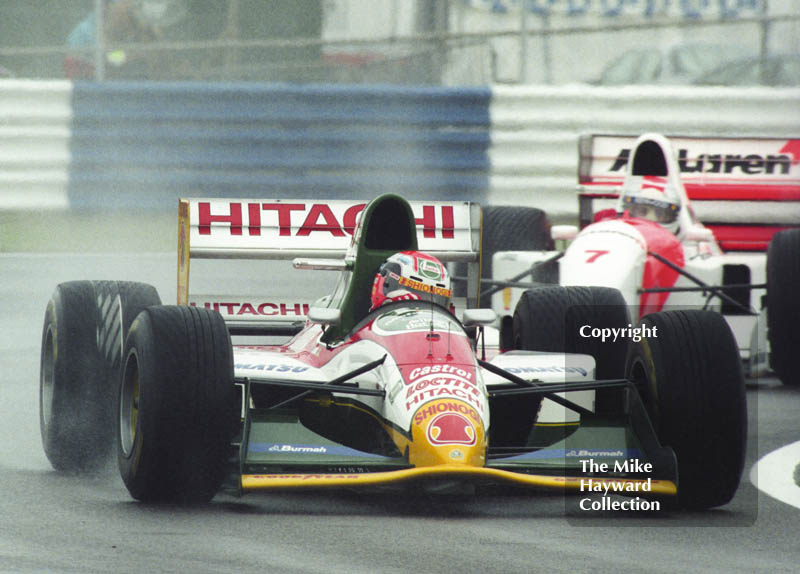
<box><xmin>490</xmin><ymin>133</ymin><xmax>800</xmax><ymax>386</ymax></box>
<box><xmin>40</xmin><ymin>194</ymin><xmax>746</xmax><ymax>509</ymax></box>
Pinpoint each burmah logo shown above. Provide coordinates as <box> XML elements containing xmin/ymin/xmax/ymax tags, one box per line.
<box><xmin>427</xmin><ymin>413</ymin><xmax>476</xmax><ymax>446</ymax></box>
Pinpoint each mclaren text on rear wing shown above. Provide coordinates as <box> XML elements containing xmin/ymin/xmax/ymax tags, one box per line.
<box><xmin>177</xmin><ymin>199</ymin><xmax>481</xmax><ymax>327</ymax></box>
<box><xmin>577</xmin><ymin>134</ymin><xmax>800</xmax><ymax>251</ymax></box>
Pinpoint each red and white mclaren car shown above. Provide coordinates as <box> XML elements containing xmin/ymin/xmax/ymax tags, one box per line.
<box><xmin>490</xmin><ymin>133</ymin><xmax>800</xmax><ymax>386</ymax></box>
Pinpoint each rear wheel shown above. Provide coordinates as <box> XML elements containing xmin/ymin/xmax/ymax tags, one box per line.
<box><xmin>482</xmin><ymin>205</ymin><xmax>553</xmax><ymax>273</ymax></box>
<box><xmin>626</xmin><ymin>310</ymin><xmax>746</xmax><ymax>509</ymax></box>
<box><xmin>117</xmin><ymin>305</ymin><xmax>237</xmax><ymax>503</ymax></box>
<box><xmin>466</xmin><ymin>206</ymin><xmax>554</xmax><ymax>304</ymax></box>
<box><xmin>766</xmin><ymin>228</ymin><xmax>800</xmax><ymax>386</ymax></box>
<box><xmin>39</xmin><ymin>281</ymin><xmax>160</xmax><ymax>472</ymax></box>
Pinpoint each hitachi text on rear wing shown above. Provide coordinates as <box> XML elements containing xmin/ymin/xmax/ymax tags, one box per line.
<box><xmin>177</xmin><ymin>199</ymin><xmax>482</xmax><ymax>334</ymax></box>
<box><xmin>577</xmin><ymin>134</ymin><xmax>800</xmax><ymax>251</ymax></box>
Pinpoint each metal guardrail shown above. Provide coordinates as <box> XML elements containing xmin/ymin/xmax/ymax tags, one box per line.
<box><xmin>65</xmin><ymin>82</ymin><xmax>492</xmax><ymax>210</ymax></box>
<box><xmin>487</xmin><ymin>84</ymin><xmax>800</xmax><ymax>215</ymax></box>
<box><xmin>1</xmin><ymin>81</ymin><xmax>798</xmax><ymax>218</ymax></box>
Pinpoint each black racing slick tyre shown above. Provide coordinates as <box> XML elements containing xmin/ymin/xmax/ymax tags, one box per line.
<box><xmin>512</xmin><ymin>285</ymin><xmax>630</xmax><ymax>381</ymax></box>
<box><xmin>117</xmin><ymin>305</ymin><xmax>237</xmax><ymax>503</ymax></box>
<box><xmin>491</xmin><ymin>286</ymin><xmax>630</xmax><ymax>445</ymax></box>
<box><xmin>472</xmin><ymin>206</ymin><xmax>555</xmax><ymax>303</ymax></box>
<box><xmin>626</xmin><ymin>310</ymin><xmax>746</xmax><ymax>510</ymax></box>
<box><xmin>39</xmin><ymin>281</ymin><xmax>161</xmax><ymax>472</ymax></box>
<box><xmin>482</xmin><ymin>205</ymin><xmax>553</xmax><ymax>265</ymax></box>
<box><xmin>766</xmin><ymin>228</ymin><xmax>800</xmax><ymax>386</ymax></box>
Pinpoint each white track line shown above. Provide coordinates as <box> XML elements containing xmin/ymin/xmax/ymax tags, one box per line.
<box><xmin>750</xmin><ymin>440</ymin><xmax>800</xmax><ymax>510</ymax></box>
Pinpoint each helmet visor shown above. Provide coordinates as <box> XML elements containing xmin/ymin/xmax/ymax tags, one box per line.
<box><xmin>624</xmin><ymin>195</ymin><xmax>679</xmax><ymax>224</ymax></box>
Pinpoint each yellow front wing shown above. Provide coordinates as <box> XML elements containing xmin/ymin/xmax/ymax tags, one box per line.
<box><xmin>241</xmin><ymin>465</ymin><xmax>677</xmax><ymax>496</ymax></box>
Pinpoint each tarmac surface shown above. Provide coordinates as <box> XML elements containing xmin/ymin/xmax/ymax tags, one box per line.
<box><xmin>1</xmin><ymin>251</ymin><xmax>798</xmax><ymax>573</ymax></box>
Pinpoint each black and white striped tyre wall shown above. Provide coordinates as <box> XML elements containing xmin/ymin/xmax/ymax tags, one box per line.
<box><xmin>39</xmin><ymin>281</ymin><xmax>161</xmax><ymax>472</ymax></box>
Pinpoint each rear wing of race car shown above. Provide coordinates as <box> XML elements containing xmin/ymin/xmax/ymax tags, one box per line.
<box><xmin>177</xmin><ymin>198</ymin><xmax>482</xmax><ymax>334</ymax></box>
<box><xmin>577</xmin><ymin>134</ymin><xmax>800</xmax><ymax>251</ymax></box>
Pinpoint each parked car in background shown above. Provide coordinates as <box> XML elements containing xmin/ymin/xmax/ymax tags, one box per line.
<box><xmin>593</xmin><ymin>43</ymin><xmax>750</xmax><ymax>85</ymax></box>
<box><xmin>692</xmin><ymin>54</ymin><xmax>800</xmax><ymax>87</ymax></box>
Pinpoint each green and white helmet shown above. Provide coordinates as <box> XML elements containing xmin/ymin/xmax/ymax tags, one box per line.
<box><xmin>370</xmin><ymin>251</ymin><xmax>452</xmax><ymax>310</ymax></box>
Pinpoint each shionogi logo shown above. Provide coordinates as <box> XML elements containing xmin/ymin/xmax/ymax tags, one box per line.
<box><xmin>427</xmin><ymin>412</ymin><xmax>476</xmax><ymax>446</ymax></box>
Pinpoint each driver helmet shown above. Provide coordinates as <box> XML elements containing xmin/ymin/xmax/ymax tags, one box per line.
<box><xmin>623</xmin><ymin>179</ymin><xmax>680</xmax><ymax>234</ymax></box>
<box><xmin>370</xmin><ymin>251</ymin><xmax>452</xmax><ymax>310</ymax></box>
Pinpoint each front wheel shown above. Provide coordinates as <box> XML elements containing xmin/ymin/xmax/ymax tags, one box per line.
<box><xmin>117</xmin><ymin>305</ymin><xmax>237</xmax><ymax>503</ymax></box>
<box><xmin>626</xmin><ymin>310</ymin><xmax>746</xmax><ymax>509</ymax></box>
<box><xmin>766</xmin><ymin>228</ymin><xmax>800</xmax><ymax>386</ymax></box>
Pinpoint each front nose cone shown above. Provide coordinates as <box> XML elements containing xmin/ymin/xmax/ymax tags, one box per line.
<box><xmin>409</xmin><ymin>399</ymin><xmax>486</xmax><ymax>467</ymax></box>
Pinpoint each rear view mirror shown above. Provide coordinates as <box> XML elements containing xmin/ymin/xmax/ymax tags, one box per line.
<box><xmin>307</xmin><ymin>307</ymin><xmax>341</xmax><ymax>326</ymax></box>
<box><xmin>462</xmin><ymin>308</ymin><xmax>496</xmax><ymax>327</ymax></box>
<box><xmin>551</xmin><ymin>225</ymin><xmax>578</xmax><ymax>241</ymax></box>
<box><xmin>684</xmin><ymin>226</ymin><xmax>713</xmax><ymax>243</ymax></box>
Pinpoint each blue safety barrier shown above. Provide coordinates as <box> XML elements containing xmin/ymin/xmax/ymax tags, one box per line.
<box><xmin>67</xmin><ymin>82</ymin><xmax>492</xmax><ymax>210</ymax></box>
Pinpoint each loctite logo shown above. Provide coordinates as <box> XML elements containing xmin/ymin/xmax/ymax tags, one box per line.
<box><xmin>197</xmin><ymin>202</ymin><xmax>456</xmax><ymax>239</ymax></box>
<box><xmin>609</xmin><ymin>142</ymin><xmax>799</xmax><ymax>175</ymax></box>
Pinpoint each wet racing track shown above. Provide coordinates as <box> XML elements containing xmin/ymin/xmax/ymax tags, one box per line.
<box><xmin>1</xmin><ymin>253</ymin><xmax>799</xmax><ymax>573</ymax></box>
